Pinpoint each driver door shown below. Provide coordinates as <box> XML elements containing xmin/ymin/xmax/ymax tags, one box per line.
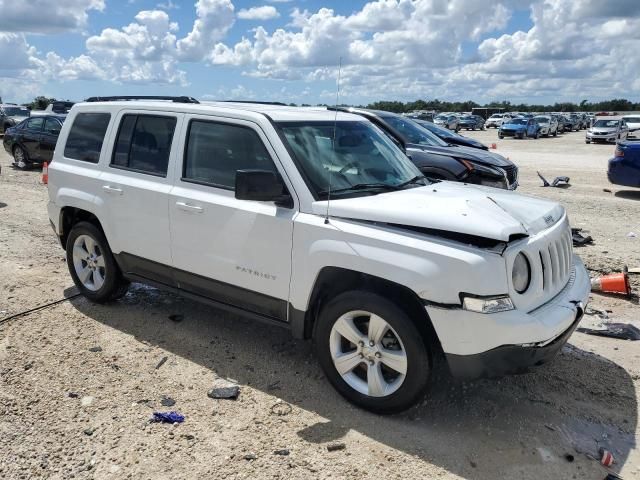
<box><xmin>527</xmin><ymin>120</ymin><xmax>537</xmax><ymax>137</ymax></box>
<box><xmin>168</xmin><ymin>115</ymin><xmax>295</xmax><ymax>321</ymax></box>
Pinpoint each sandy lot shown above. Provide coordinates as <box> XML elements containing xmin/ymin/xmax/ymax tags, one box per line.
<box><xmin>0</xmin><ymin>128</ymin><xmax>639</xmax><ymax>480</ymax></box>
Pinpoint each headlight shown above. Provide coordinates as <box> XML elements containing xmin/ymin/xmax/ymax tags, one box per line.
<box><xmin>512</xmin><ymin>252</ymin><xmax>531</xmax><ymax>293</ymax></box>
<box><xmin>462</xmin><ymin>295</ymin><xmax>514</xmax><ymax>314</ymax></box>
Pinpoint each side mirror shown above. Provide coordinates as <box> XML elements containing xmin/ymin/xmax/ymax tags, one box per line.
<box><xmin>235</xmin><ymin>169</ymin><xmax>291</xmax><ymax>206</ymax></box>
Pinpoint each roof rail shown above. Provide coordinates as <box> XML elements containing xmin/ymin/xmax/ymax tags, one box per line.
<box><xmin>84</xmin><ymin>96</ymin><xmax>200</xmax><ymax>104</ymax></box>
<box><xmin>221</xmin><ymin>100</ymin><xmax>288</xmax><ymax>106</ymax></box>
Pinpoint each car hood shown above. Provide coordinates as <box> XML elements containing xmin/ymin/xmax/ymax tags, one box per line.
<box><xmin>407</xmin><ymin>143</ymin><xmax>512</xmax><ymax>167</ymax></box>
<box><xmin>312</xmin><ymin>181</ymin><xmax>564</xmax><ymax>242</ymax></box>
<box><xmin>501</xmin><ymin>123</ymin><xmax>527</xmax><ymax>130</ymax></box>
<box><xmin>449</xmin><ymin>136</ymin><xmax>488</xmax><ymax>150</ymax></box>
<box><xmin>590</xmin><ymin>127</ymin><xmax>616</xmax><ymax>133</ymax></box>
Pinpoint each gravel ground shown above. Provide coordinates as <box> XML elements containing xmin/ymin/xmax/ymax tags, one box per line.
<box><xmin>0</xmin><ymin>129</ymin><xmax>639</xmax><ymax>480</ymax></box>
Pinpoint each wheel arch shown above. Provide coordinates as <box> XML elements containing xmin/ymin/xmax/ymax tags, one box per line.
<box><xmin>59</xmin><ymin>206</ymin><xmax>105</xmax><ymax>250</ymax></box>
<box><xmin>290</xmin><ymin>266</ymin><xmax>444</xmax><ymax>356</ymax></box>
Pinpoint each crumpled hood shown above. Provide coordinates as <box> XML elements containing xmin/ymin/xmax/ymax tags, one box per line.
<box><xmin>408</xmin><ymin>143</ymin><xmax>512</xmax><ymax>167</ymax></box>
<box><xmin>313</xmin><ymin>181</ymin><xmax>565</xmax><ymax>242</ymax></box>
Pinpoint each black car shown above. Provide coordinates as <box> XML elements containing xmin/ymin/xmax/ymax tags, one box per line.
<box><xmin>3</xmin><ymin>115</ymin><xmax>65</xmax><ymax>168</ymax></box>
<box><xmin>331</xmin><ymin>107</ymin><xmax>518</xmax><ymax>190</ymax></box>
<box><xmin>415</xmin><ymin>119</ymin><xmax>489</xmax><ymax>150</ymax></box>
<box><xmin>457</xmin><ymin>115</ymin><xmax>485</xmax><ymax>130</ymax></box>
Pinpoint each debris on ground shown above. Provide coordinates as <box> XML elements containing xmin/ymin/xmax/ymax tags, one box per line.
<box><xmin>83</xmin><ymin>427</ymin><xmax>96</xmax><ymax>436</ymax></box>
<box><xmin>160</xmin><ymin>396</ymin><xmax>176</xmax><ymax>407</ymax></box>
<box><xmin>577</xmin><ymin>323</ymin><xmax>640</xmax><ymax>341</ymax></box>
<box><xmin>599</xmin><ymin>447</ymin><xmax>614</xmax><ymax>467</ymax></box>
<box><xmin>326</xmin><ymin>442</ymin><xmax>346</xmax><ymax>452</ymax></box>
<box><xmin>207</xmin><ymin>378</ymin><xmax>240</xmax><ymax>400</ymax></box>
<box><xmin>591</xmin><ymin>272</ymin><xmax>631</xmax><ymax>295</ymax></box>
<box><xmin>270</xmin><ymin>400</ymin><xmax>292</xmax><ymax>416</ymax></box>
<box><xmin>627</xmin><ymin>232</ymin><xmax>637</xmax><ymax>238</ymax></box>
<box><xmin>168</xmin><ymin>314</ymin><xmax>184</xmax><ymax>322</ymax></box>
<box><xmin>274</xmin><ymin>449</ymin><xmax>290</xmax><ymax>456</ymax></box>
<box><xmin>572</xmin><ymin>228</ymin><xmax>594</xmax><ymax>247</ymax></box>
<box><xmin>537</xmin><ymin>171</ymin><xmax>570</xmax><ymax>187</ymax></box>
<box><xmin>585</xmin><ymin>307</ymin><xmax>609</xmax><ymax>319</ymax></box>
<box><xmin>88</xmin><ymin>346</ymin><xmax>102</xmax><ymax>352</ymax></box>
<box><xmin>628</xmin><ymin>267</ymin><xmax>640</xmax><ymax>274</ymax></box>
<box><xmin>152</xmin><ymin>411</ymin><xmax>185</xmax><ymax>424</ymax></box>
<box><xmin>563</xmin><ymin>453</ymin><xmax>574</xmax><ymax>462</ymax></box>
<box><xmin>155</xmin><ymin>356</ymin><xmax>168</xmax><ymax>370</ymax></box>
<box><xmin>243</xmin><ymin>453</ymin><xmax>257</xmax><ymax>461</ymax></box>
<box><xmin>80</xmin><ymin>396</ymin><xmax>94</xmax><ymax>407</ymax></box>
<box><xmin>67</xmin><ymin>392</ymin><xmax>79</xmax><ymax>398</ymax></box>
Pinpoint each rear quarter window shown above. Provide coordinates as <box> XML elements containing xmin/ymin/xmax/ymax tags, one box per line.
<box><xmin>64</xmin><ymin>113</ymin><xmax>111</xmax><ymax>163</ymax></box>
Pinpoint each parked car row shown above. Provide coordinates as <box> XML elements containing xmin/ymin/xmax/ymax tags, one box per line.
<box><xmin>45</xmin><ymin>96</ymin><xmax>589</xmax><ymax>413</ymax></box>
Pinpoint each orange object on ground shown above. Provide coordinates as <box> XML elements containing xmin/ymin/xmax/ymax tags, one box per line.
<box><xmin>490</xmin><ymin>143</ymin><xmax>497</xmax><ymax>149</ymax></box>
<box><xmin>42</xmin><ymin>162</ymin><xmax>48</xmax><ymax>185</ymax></box>
<box><xmin>590</xmin><ymin>272</ymin><xmax>630</xmax><ymax>295</ymax></box>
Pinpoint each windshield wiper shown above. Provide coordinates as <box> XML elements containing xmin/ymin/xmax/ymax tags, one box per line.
<box><xmin>395</xmin><ymin>175</ymin><xmax>427</xmax><ymax>188</ymax></box>
<box><xmin>318</xmin><ymin>183</ymin><xmax>402</xmax><ymax>196</ymax></box>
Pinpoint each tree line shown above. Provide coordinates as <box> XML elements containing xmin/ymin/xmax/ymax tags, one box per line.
<box><xmin>364</xmin><ymin>98</ymin><xmax>640</xmax><ymax>113</ymax></box>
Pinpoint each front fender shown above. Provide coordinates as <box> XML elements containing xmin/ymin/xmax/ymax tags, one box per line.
<box><xmin>290</xmin><ymin>214</ymin><xmax>509</xmax><ymax>312</ymax></box>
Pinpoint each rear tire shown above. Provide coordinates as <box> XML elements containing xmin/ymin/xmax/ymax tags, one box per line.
<box><xmin>66</xmin><ymin>222</ymin><xmax>129</xmax><ymax>303</ymax></box>
<box><xmin>314</xmin><ymin>291</ymin><xmax>431</xmax><ymax>414</ymax></box>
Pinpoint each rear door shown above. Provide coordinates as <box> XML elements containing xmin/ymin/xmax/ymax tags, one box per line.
<box><xmin>98</xmin><ymin>111</ymin><xmax>181</xmax><ymax>284</ymax></box>
<box><xmin>168</xmin><ymin>115</ymin><xmax>295</xmax><ymax>321</ymax></box>
<box><xmin>40</xmin><ymin>117</ymin><xmax>62</xmax><ymax>162</ymax></box>
<box><xmin>23</xmin><ymin>117</ymin><xmax>45</xmax><ymax>160</ymax></box>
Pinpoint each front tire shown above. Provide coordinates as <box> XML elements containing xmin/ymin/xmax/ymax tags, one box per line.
<box><xmin>66</xmin><ymin>222</ymin><xmax>129</xmax><ymax>303</ymax></box>
<box><xmin>13</xmin><ymin>145</ymin><xmax>28</xmax><ymax>169</ymax></box>
<box><xmin>314</xmin><ymin>291</ymin><xmax>431</xmax><ymax>414</ymax></box>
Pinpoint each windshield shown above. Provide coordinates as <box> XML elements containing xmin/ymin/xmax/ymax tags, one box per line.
<box><xmin>534</xmin><ymin>116</ymin><xmax>550</xmax><ymax>122</ymax></box>
<box><xmin>509</xmin><ymin>118</ymin><xmax>527</xmax><ymax>125</ymax></box>
<box><xmin>382</xmin><ymin>115</ymin><xmax>448</xmax><ymax>147</ymax></box>
<box><xmin>3</xmin><ymin>107</ymin><xmax>29</xmax><ymax>117</ymax></box>
<box><xmin>278</xmin><ymin>121</ymin><xmax>425</xmax><ymax>199</ymax></box>
<box><xmin>624</xmin><ymin>117</ymin><xmax>640</xmax><ymax>123</ymax></box>
<box><xmin>434</xmin><ymin>115</ymin><xmax>448</xmax><ymax>121</ymax></box>
<box><xmin>489</xmin><ymin>114</ymin><xmax>503</xmax><ymax>119</ymax></box>
<box><xmin>415</xmin><ymin>120</ymin><xmax>456</xmax><ymax>138</ymax></box>
<box><xmin>593</xmin><ymin>120</ymin><xmax>618</xmax><ymax>128</ymax></box>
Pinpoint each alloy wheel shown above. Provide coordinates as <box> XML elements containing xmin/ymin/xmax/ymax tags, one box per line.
<box><xmin>14</xmin><ymin>147</ymin><xmax>26</xmax><ymax>169</ymax></box>
<box><xmin>72</xmin><ymin>234</ymin><xmax>106</xmax><ymax>291</ymax></box>
<box><xmin>329</xmin><ymin>310</ymin><xmax>407</xmax><ymax>397</ymax></box>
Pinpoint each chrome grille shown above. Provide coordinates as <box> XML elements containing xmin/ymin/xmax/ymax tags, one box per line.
<box><xmin>538</xmin><ymin>228</ymin><xmax>572</xmax><ymax>293</ymax></box>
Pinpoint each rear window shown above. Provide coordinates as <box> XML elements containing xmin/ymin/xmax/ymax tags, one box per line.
<box><xmin>111</xmin><ymin>114</ymin><xmax>177</xmax><ymax>177</ymax></box>
<box><xmin>64</xmin><ymin>113</ymin><xmax>111</xmax><ymax>163</ymax></box>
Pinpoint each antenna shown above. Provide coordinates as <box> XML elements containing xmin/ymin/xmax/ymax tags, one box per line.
<box><xmin>325</xmin><ymin>57</ymin><xmax>342</xmax><ymax>225</ymax></box>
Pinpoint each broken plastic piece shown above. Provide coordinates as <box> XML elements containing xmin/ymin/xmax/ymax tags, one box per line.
<box><xmin>152</xmin><ymin>411</ymin><xmax>185</xmax><ymax>423</ymax></box>
<box><xmin>537</xmin><ymin>171</ymin><xmax>570</xmax><ymax>187</ymax></box>
<box><xmin>577</xmin><ymin>323</ymin><xmax>640</xmax><ymax>341</ymax></box>
<box><xmin>571</xmin><ymin>228</ymin><xmax>593</xmax><ymax>247</ymax></box>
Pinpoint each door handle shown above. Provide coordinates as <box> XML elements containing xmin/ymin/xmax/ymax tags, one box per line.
<box><xmin>102</xmin><ymin>185</ymin><xmax>123</xmax><ymax>195</ymax></box>
<box><xmin>176</xmin><ymin>201</ymin><xmax>203</xmax><ymax>213</ymax></box>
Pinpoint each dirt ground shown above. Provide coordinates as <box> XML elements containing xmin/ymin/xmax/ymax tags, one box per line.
<box><xmin>0</xmin><ymin>128</ymin><xmax>639</xmax><ymax>480</ymax></box>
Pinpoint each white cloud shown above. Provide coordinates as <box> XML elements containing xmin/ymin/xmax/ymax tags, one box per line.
<box><xmin>0</xmin><ymin>0</ymin><xmax>105</xmax><ymax>34</ymax></box>
<box><xmin>237</xmin><ymin>6</ymin><xmax>280</xmax><ymax>20</ymax></box>
<box><xmin>176</xmin><ymin>0</ymin><xmax>235</xmax><ymax>61</ymax></box>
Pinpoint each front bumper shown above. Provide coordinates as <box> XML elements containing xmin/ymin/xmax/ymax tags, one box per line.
<box><xmin>586</xmin><ymin>132</ymin><xmax>616</xmax><ymax>142</ymax></box>
<box><xmin>426</xmin><ymin>254</ymin><xmax>590</xmax><ymax>379</ymax></box>
<box><xmin>499</xmin><ymin>129</ymin><xmax>523</xmax><ymax>137</ymax></box>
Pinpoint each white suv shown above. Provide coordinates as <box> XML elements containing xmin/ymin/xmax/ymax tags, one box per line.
<box><xmin>48</xmin><ymin>97</ymin><xmax>590</xmax><ymax>413</ymax></box>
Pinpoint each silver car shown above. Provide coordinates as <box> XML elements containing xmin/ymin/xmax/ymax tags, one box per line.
<box><xmin>434</xmin><ymin>114</ymin><xmax>460</xmax><ymax>132</ymax></box>
<box><xmin>0</xmin><ymin>105</ymin><xmax>30</xmax><ymax>134</ymax></box>
<box><xmin>585</xmin><ymin>119</ymin><xmax>629</xmax><ymax>144</ymax></box>
<box><xmin>533</xmin><ymin>115</ymin><xmax>558</xmax><ymax>137</ymax></box>
<box><xmin>485</xmin><ymin>113</ymin><xmax>511</xmax><ymax>128</ymax></box>
<box><xmin>622</xmin><ymin>115</ymin><xmax>640</xmax><ymax>137</ymax></box>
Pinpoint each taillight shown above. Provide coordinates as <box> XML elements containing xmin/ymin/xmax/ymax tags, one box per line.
<box><xmin>615</xmin><ymin>147</ymin><xmax>624</xmax><ymax>157</ymax></box>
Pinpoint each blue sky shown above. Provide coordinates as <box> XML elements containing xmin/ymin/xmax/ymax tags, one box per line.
<box><xmin>1</xmin><ymin>0</ymin><xmax>638</xmax><ymax>105</ymax></box>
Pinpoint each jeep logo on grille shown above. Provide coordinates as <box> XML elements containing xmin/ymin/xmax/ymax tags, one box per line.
<box><xmin>544</xmin><ymin>215</ymin><xmax>554</xmax><ymax>225</ymax></box>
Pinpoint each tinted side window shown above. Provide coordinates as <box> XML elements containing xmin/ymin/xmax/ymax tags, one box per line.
<box><xmin>27</xmin><ymin>117</ymin><xmax>44</xmax><ymax>131</ymax></box>
<box><xmin>111</xmin><ymin>114</ymin><xmax>176</xmax><ymax>176</ymax></box>
<box><xmin>64</xmin><ymin>113</ymin><xmax>111</xmax><ymax>163</ymax></box>
<box><xmin>44</xmin><ymin>118</ymin><xmax>62</xmax><ymax>135</ymax></box>
<box><xmin>183</xmin><ymin>120</ymin><xmax>276</xmax><ymax>189</ymax></box>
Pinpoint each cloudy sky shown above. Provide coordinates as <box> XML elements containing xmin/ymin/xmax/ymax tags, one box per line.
<box><xmin>0</xmin><ymin>0</ymin><xmax>638</xmax><ymax>105</ymax></box>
